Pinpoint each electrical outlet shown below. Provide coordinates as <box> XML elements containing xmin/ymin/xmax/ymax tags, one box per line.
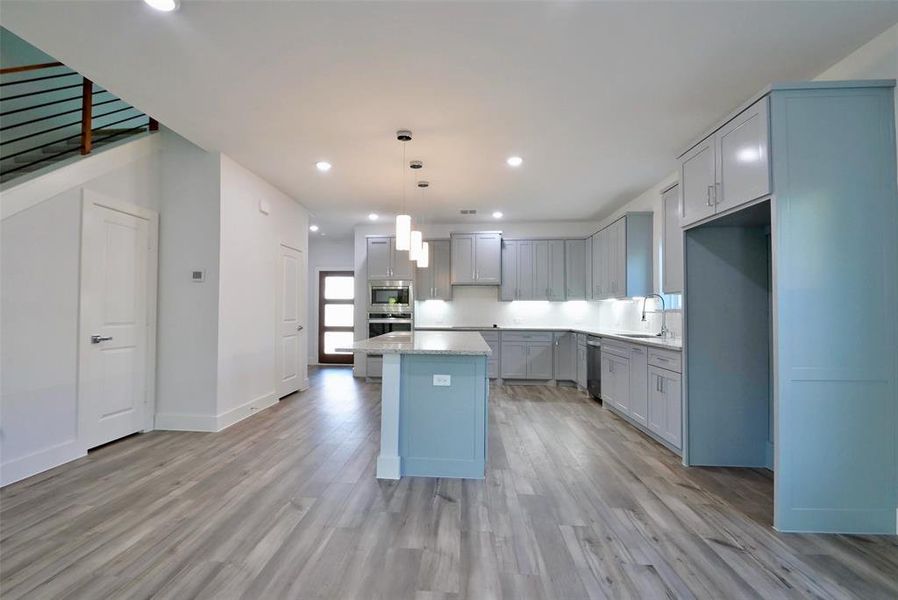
<box><xmin>433</xmin><ymin>374</ymin><xmax>451</xmax><ymax>387</ymax></box>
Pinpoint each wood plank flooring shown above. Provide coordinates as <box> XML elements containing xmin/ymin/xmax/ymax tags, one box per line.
<box><xmin>2</xmin><ymin>366</ymin><xmax>896</xmax><ymax>599</ymax></box>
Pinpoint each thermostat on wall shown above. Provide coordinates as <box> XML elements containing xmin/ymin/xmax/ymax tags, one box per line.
<box><xmin>191</xmin><ymin>269</ymin><xmax>205</xmax><ymax>283</ymax></box>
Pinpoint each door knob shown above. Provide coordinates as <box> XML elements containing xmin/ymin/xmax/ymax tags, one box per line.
<box><xmin>297</xmin><ymin>325</ymin><xmax>304</xmax><ymax>331</ymax></box>
<box><xmin>91</xmin><ymin>335</ymin><xmax>113</xmax><ymax>344</ymax></box>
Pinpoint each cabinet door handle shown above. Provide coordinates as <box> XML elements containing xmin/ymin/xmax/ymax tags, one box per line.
<box><xmin>706</xmin><ymin>185</ymin><xmax>714</xmax><ymax>207</ymax></box>
<box><xmin>659</xmin><ymin>376</ymin><xmax>664</xmax><ymax>393</ymax></box>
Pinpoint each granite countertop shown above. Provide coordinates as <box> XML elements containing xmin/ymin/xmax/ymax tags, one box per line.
<box><xmin>413</xmin><ymin>325</ymin><xmax>682</xmax><ymax>351</ymax></box>
<box><xmin>338</xmin><ymin>331</ymin><xmax>492</xmax><ymax>356</ymax></box>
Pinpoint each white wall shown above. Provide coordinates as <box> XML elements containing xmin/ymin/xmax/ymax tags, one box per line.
<box><xmin>815</xmin><ymin>22</ymin><xmax>898</xmax><ymax>176</ymax></box>
<box><xmin>153</xmin><ymin>129</ymin><xmax>222</xmax><ymax>430</ymax></box>
<box><xmin>1</xmin><ymin>136</ymin><xmax>161</xmax><ymax>485</ymax></box>
<box><xmin>307</xmin><ymin>237</ymin><xmax>354</xmax><ymax>365</ymax></box>
<box><xmin>217</xmin><ymin>154</ymin><xmax>309</xmax><ymax>426</ymax></box>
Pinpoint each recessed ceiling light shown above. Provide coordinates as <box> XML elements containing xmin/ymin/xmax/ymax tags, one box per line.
<box><xmin>144</xmin><ymin>0</ymin><xmax>179</xmax><ymax>11</ymax></box>
<box><xmin>492</xmin><ymin>211</ymin><xmax>503</xmax><ymax>219</ymax></box>
<box><xmin>368</xmin><ymin>213</ymin><xmax>379</xmax><ymax>221</ymax></box>
<box><xmin>315</xmin><ymin>161</ymin><xmax>332</xmax><ymax>172</ymax></box>
<box><xmin>506</xmin><ymin>156</ymin><xmax>523</xmax><ymax>167</ymax></box>
<box><xmin>309</xmin><ymin>225</ymin><xmax>319</xmax><ymax>232</ymax></box>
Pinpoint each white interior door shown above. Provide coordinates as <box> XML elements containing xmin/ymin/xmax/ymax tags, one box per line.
<box><xmin>277</xmin><ymin>244</ymin><xmax>304</xmax><ymax>397</ymax></box>
<box><xmin>79</xmin><ymin>193</ymin><xmax>156</xmax><ymax>449</ymax></box>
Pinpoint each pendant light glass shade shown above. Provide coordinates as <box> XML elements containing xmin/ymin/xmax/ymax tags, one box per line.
<box><xmin>417</xmin><ymin>241</ymin><xmax>429</xmax><ymax>268</ymax></box>
<box><xmin>409</xmin><ymin>230</ymin><xmax>423</xmax><ymax>261</ymax></box>
<box><xmin>395</xmin><ymin>214</ymin><xmax>411</xmax><ymax>250</ymax></box>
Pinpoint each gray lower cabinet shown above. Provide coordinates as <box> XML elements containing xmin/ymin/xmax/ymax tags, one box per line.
<box><xmin>627</xmin><ymin>344</ymin><xmax>648</xmax><ymax>427</ymax></box>
<box><xmin>661</xmin><ymin>184</ymin><xmax>683</xmax><ymax>294</ymax></box>
<box><xmin>367</xmin><ymin>354</ymin><xmax>383</xmax><ymax>378</ymax></box>
<box><xmin>480</xmin><ymin>330</ymin><xmax>500</xmax><ymax>379</ymax></box>
<box><xmin>576</xmin><ymin>334</ymin><xmax>587</xmax><ymax>389</ymax></box>
<box><xmin>500</xmin><ymin>331</ymin><xmax>553</xmax><ymax>380</ymax></box>
<box><xmin>648</xmin><ymin>366</ymin><xmax>682</xmax><ymax>449</ymax></box>
<box><xmin>451</xmin><ymin>233</ymin><xmax>502</xmax><ymax>285</ymax></box>
<box><xmin>601</xmin><ymin>349</ymin><xmax>630</xmax><ymax>413</ymax></box>
<box><xmin>416</xmin><ymin>239</ymin><xmax>452</xmax><ymax>300</ymax></box>
<box><xmin>565</xmin><ymin>239</ymin><xmax>588</xmax><ymax>300</ymax></box>
<box><xmin>499</xmin><ymin>342</ymin><xmax>527</xmax><ymax>378</ymax></box>
<box><xmin>553</xmin><ymin>331</ymin><xmax>576</xmax><ymax>381</ymax></box>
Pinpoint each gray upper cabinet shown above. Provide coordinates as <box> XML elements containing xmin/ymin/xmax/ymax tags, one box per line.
<box><xmin>680</xmin><ymin>96</ymin><xmax>771</xmax><ymax>228</ymax></box>
<box><xmin>661</xmin><ymin>184</ymin><xmax>683</xmax><ymax>294</ymax></box>
<box><xmin>518</xmin><ymin>240</ymin><xmax>535</xmax><ymax>298</ymax></box>
<box><xmin>547</xmin><ymin>240</ymin><xmax>566</xmax><ymax>301</ymax></box>
<box><xmin>680</xmin><ymin>136</ymin><xmax>717</xmax><ymax>227</ymax></box>
<box><xmin>565</xmin><ymin>239</ymin><xmax>588</xmax><ymax>300</ymax></box>
<box><xmin>500</xmin><ymin>240</ymin><xmax>518</xmax><ymax>300</ymax></box>
<box><xmin>450</xmin><ymin>234</ymin><xmax>474</xmax><ymax>284</ymax></box>
<box><xmin>591</xmin><ymin>229</ymin><xmax>605</xmax><ymax>299</ymax></box>
<box><xmin>589</xmin><ymin>214</ymin><xmax>652</xmax><ymax>299</ymax></box>
<box><xmin>451</xmin><ymin>232</ymin><xmax>501</xmax><ymax>285</ymax></box>
<box><xmin>391</xmin><ymin>240</ymin><xmax>414</xmax><ymax>280</ymax></box>
<box><xmin>474</xmin><ymin>233</ymin><xmax>502</xmax><ymax>283</ymax></box>
<box><xmin>367</xmin><ymin>236</ymin><xmax>414</xmax><ymax>280</ymax></box>
<box><xmin>416</xmin><ymin>239</ymin><xmax>451</xmax><ymax>300</ymax></box>
<box><xmin>367</xmin><ymin>237</ymin><xmax>392</xmax><ymax>279</ymax></box>
<box><xmin>717</xmin><ymin>97</ymin><xmax>770</xmax><ymax>213</ymax></box>
<box><xmin>502</xmin><ymin>238</ymin><xmax>570</xmax><ymax>301</ymax></box>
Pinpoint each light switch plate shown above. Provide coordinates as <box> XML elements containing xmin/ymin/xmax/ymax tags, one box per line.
<box><xmin>433</xmin><ymin>374</ymin><xmax>451</xmax><ymax>387</ymax></box>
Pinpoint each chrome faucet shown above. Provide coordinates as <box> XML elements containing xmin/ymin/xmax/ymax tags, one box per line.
<box><xmin>641</xmin><ymin>294</ymin><xmax>669</xmax><ymax>338</ymax></box>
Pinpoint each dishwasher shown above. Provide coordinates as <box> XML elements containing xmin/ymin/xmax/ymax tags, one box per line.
<box><xmin>586</xmin><ymin>336</ymin><xmax>602</xmax><ymax>401</ymax></box>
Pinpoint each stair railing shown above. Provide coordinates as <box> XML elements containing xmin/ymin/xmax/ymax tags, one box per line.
<box><xmin>0</xmin><ymin>61</ymin><xmax>157</xmax><ymax>182</ymax></box>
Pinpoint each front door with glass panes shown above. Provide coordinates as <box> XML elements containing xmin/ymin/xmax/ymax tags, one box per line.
<box><xmin>318</xmin><ymin>271</ymin><xmax>354</xmax><ymax>364</ymax></box>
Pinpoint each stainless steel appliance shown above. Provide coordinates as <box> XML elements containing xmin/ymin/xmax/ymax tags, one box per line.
<box><xmin>586</xmin><ymin>337</ymin><xmax>602</xmax><ymax>401</ymax></box>
<box><xmin>368</xmin><ymin>280</ymin><xmax>413</xmax><ymax>314</ymax></box>
<box><xmin>368</xmin><ymin>312</ymin><xmax>413</xmax><ymax>338</ymax></box>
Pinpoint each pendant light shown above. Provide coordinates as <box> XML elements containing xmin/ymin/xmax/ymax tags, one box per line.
<box><xmin>416</xmin><ymin>180</ymin><xmax>430</xmax><ymax>268</ymax></box>
<box><xmin>394</xmin><ymin>130</ymin><xmax>412</xmax><ymax>250</ymax></box>
<box><xmin>409</xmin><ymin>230</ymin><xmax>423</xmax><ymax>261</ymax></box>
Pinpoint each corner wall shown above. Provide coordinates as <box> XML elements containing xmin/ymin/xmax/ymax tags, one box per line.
<box><xmin>217</xmin><ymin>155</ymin><xmax>309</xmax><ymax>426</ymax></box>
<box><xmin>1</xmin><ymin>135</ymin><xmax>162</xmax><ymax>485</ymax></box>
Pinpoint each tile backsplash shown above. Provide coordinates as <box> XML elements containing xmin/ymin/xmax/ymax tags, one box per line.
<box><xmin>414</xmin><ymin>286</ymin><xmax>682</xmax><ymax>338</ymax></box>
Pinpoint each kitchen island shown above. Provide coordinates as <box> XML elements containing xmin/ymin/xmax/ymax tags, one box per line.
<box><xmin>338</xmin><ymin>330</ymin><xmax>491</xmax><ymax>480</ymax></box>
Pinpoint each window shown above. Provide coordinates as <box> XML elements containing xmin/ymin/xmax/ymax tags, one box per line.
<box><xmin>318</xmin><ymin>271</ymin><xmax>354</xmax><ymax>364</ymax></box>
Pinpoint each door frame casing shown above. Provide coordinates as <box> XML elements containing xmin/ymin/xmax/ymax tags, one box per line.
<box><xmin>318</xmin><ymin>269</ymin><xmax>354</xmax><ymax>365</ymax></box>
<box><xmin>77</xmin><ymin>189</ymin><xmax>159</xmax><ymax>447</ymax></box>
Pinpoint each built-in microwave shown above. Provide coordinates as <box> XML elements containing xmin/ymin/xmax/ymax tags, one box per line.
<box><xmin>368</xmin><ymin>280</ymin><xmax>413</xmax><ymax>313</ymax></box>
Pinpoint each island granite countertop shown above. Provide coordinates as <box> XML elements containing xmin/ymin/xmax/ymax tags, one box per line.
<box><xmin>337</xmin><ymin>331</ymin><xmax>492</xmax><ymax>356</ymax></box>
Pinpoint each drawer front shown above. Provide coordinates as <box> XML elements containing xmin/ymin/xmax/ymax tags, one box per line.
<box><xmin>501</xmin><ymin>331</ymin><xmax>553</xmax><ymax>343</ymax></box>
<box><xmin>601</xmin><ymin>339</ymin><xmax>630</xmax><ymax>359</ymax></box>
<box><xmin>648</xmin><ymin>348</ymin><xmax>682</xmax><ymax>373</ymax></box>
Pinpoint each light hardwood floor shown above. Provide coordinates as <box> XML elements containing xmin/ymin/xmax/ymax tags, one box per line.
<box><xmin>2</xmin><ymin>366</ymin><xmax>896</xmax><ymax>599</ymax></box>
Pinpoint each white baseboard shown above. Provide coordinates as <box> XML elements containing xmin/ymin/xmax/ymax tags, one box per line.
<box><xmin>156</xmin><ymin>392</ymin><xmax>278</xmax><ymax>433</ymax></box>
<box><xmin>1</xmin><ymin>439</ymin><xmax>85</xmax><ymax>487</ymax></box>
<box><xmin>215</xmin><ymin>392</ymin><xmax>278</xmax><ymax>431</ymax></box>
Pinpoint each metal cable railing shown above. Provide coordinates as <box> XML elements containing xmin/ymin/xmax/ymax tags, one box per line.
<box><xmin>0</xmin><ymin>61</ymin><xmax>158</xmax><ymax>183</ymax></box>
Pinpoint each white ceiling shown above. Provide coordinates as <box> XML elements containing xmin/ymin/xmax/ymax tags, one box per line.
<box><xmin>4</xmin><ymin>1</ymin><xmax>898</xmax><ymax>238</ymax></box>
